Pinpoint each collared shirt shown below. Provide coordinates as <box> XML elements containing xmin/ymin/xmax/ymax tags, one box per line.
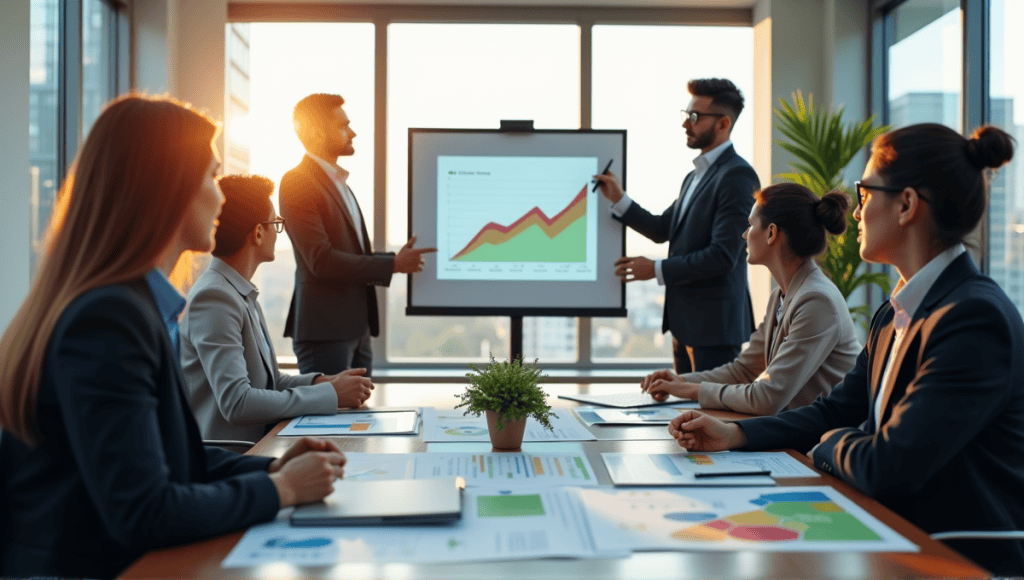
<box><xmin>874</xmin><ymin>243</ymin><xmax>966</xmax><ymax>428</ymax></box>
<box><xmin>610</xmin><ymin>140</ymin><xmax>733</xmax><ymax>286</ymax></box>
<box><xmin>144</xmin><ymin>268</ymin><xmax>187</xmax><ymax>353</ymax></box>
<box><xmin>307</xmin><ymin>152</ymin><xmax>365</xmax><ymax>251</ymax></box>
<box><xmin>208</xmin><ymin>258</ymin><xmax>274</xmax><ymax>358</ymax></box>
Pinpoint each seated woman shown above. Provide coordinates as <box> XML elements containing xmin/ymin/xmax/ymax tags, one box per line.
<box><xmin>641</xmin><ymin>183</ymin><xmax>860</xmax><ymax>415</ymax></box>
<box><xmin>180</xmin><ymin>174</ymin><xmax>373</xmax><ymax>443</ymax></box>
<box><xmin>0</xmin><ymin>95</ymin><xmax>345</xmax><ymax>578</ymax></box>
<box><xmin>669</xmin><ymin>123</ymin><xmax>1022</xmax><ymax>575</ymax></box>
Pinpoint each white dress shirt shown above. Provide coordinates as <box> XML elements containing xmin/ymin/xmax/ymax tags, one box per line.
<box><xmin>875</xmin><ymin>243</ymin><xmax>966</xmax><ymax>428</ymax></box>
<box><xmin>610</xmin><ymin>140</ymin><xmax>733</xmax><ymax>285</ymax></box>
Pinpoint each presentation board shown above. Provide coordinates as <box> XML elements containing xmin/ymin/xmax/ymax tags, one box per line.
<box><xmin>407</xmin><ymin>128</ymin><xmax>626</xmax><ymax>316</ymax></box>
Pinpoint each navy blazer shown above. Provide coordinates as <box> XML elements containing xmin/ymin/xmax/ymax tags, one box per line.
<box><xmin>0</xmin><ymin>280</ymin><xmax>280</xmax><ymax>578</ymax></box>
<box><xmin>617</xmin><ymin>145</ymin><xmax>759</xmax><ymax>346</ymax></box>
<box><xmin>279</xmin><ymin>155</ymin><xmax>395</xmax><ymax>341</ymax></box>
<box><xmin>740</xmin><ymin>254</ymin><xmax>1024</xmax><ymax>575</ymax></box>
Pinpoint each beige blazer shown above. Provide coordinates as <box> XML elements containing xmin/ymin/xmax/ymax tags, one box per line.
<box><xmin>180</xmin><ymin>259</ymin><xmax>338</xmax><ymax>442</ymax></box>
<box><xmin>685</xmin><ymin>260</ymin><xmax>861</xmax><ymax>415</ymax></box>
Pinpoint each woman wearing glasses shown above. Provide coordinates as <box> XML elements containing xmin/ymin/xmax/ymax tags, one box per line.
<box><xmin>0</xmin><ymin>96</ymin><xmax>346</xmax><ymax>578</ymax></box>
<box><xmin>668</xmin><ymin>123</ymin><xmax>1023</xmax><ymax>575</ymax></box>
<box><xmin>180</xmin><ymin>174</ymin><xmax>374</xmax><ymax>444</ymax></box>
<box><xmin>640</xmin><ymin>183</ymin><xmax>861</xmax><ymax>415</ymax></box>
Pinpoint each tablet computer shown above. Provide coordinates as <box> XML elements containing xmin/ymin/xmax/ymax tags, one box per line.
<box><xmin>290</xmin><ymin>477</ymin><xmax>465</xmax><ymax>526</ymax></box>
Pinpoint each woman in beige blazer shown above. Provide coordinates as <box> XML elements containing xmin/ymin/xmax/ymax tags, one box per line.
<box><xmin>180</xmin><ymin>175</ymin><xmax>374</xmax><ymax>443</ymax></box>
<box><xmin>643</xmin><ymin>183</ymin><xmax>860</xmax><ymax>415</ymax></box>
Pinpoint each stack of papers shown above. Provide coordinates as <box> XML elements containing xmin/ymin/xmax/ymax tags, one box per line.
<box><xmin>341</xmin><ymin>451</ymin><xmax>599</xmax><ymax>488</ymax></box>
<box><xmin>279</xmin><ymin>409</ymin><xmax>420</xmax><ymax>436</ymax></box>
<box><xmin>420</xmin><ymin>408</ymin><xmax>595</xmax><ymax>442</ymax></box>
<box><xmin>558</xmin><ymin>391</ymin><xmax>698</xmax><ymax>408</ymax></box>
<box><xmin>573</xmin><ymin>405</ymin><xmax>683</xmax><ymax>425</ymax></box>
<box><xmin>223</xmin><ymin>484</ymin><xmax>918</xmax><ymax>567</ymax></box>
<box><xmin>577</xmin><ymin>486</ymin><xmax>918</xmax><ymax>554</ymax></box>
<box><xmin>601</xmin><ymin>451</ymin><xmax>818</xmax><ymax>486</ymax></box>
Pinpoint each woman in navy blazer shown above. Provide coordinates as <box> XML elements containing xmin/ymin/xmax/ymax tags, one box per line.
<box><xmin>668</xmin><ymin>123</ymin><xmax>1023</xmax><ymax>575</ymax></box>
<box><xmin>0</xmin><ymin>95</ymin><xmax>346</xmax><ymax>578</ymax></box>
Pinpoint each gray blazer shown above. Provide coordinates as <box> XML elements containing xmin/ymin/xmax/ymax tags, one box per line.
<box><xmin>180</xmin><ymin>258</ymin><xmax>338</xmax><ymax>442</ymax></box>
<box><xmin>685</xmin><ymin>260</ymin><xmax>861</xmax><ymax>415</ymax></box>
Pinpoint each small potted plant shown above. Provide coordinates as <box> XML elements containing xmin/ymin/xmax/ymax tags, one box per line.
<box><xmin>455</xmin><ymin>355</ymin><xmax>557</xmax><ymax>450</ymax></box>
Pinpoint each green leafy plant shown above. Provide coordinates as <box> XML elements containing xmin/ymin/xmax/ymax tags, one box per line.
<box><xmin>774</xmin><ymin>90</ymin><xmax>892</xmax><ymax>325</ymax></box>
<box><xmin>455</xmin><ymin>355</ymin><xmax>557</xmax><ymax>432</ymax></box>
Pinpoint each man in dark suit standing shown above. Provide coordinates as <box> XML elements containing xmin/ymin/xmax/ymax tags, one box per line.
<box><xmin>595</xmin><ymin>78</ymin><xmax>760</xmax><ymax>373</ymax></box>
<box><xmin>280</xmin><ymin>93</ymin><xmax>435</xmax><ymax>375</ymax></box>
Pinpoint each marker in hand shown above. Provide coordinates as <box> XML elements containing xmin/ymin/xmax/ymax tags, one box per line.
<box><xmin>592</xmin><ymin>159</ymin><xmax>614</xmax><ymax>192</ymax></box>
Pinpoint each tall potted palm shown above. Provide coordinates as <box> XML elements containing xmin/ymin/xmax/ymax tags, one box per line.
<box><xmin>773</xmin><ymin>91</ymin><xmax>892</xmax><ymax>325</ymax></box>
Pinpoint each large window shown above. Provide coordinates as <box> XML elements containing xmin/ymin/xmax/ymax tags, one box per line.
<box><xmin>29</xmin><ymin>0</ymin><xmax>60</xmax><ymax>268</ymax></box>
<box><xmin>877</xmin><ymin>0</ymin><xmax>1022</xmax><ymax>315</ymax></box>
<box><xmin>242</xmin><ymin>23</ymin><xmax>375</xmax><ymax>359</ymax></box>
<box><xmin>591</xmin><ymin>24</ymin><xmax>754</xmax><ymax>361</ymax></box>
<box><xmin>987</xmin><ymin>0</ymin><xmax>1024</xmax><ymax>317</ymax></box>
<box><xmin>386</xmin><ymin>24</ymin><xmax>581</xmax><ymax>362</ymax></box>
<box><xmin>886</xmin><ymin>0</ymin><xmax>962</xmax><ymax>130</ymax></box>
<box><xmin>82</xmin><ymin>0</ymin><xmax>115</xmax><ymax>135</ymax></box>
<box><xmin>29</xmin><ymin>0</ymin><xmax>127</xmax><ymax>273</ymax></box>
<box><xmin>231</xmin><ymin>8</ymin><xmax>753</xmax><ymax>369</ymax></box>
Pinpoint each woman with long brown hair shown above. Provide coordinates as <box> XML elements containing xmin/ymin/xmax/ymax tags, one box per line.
<box><xmin>0</xmin><ymin>94</ymin><xmax>345</xmax><ymax>578</ymax></box>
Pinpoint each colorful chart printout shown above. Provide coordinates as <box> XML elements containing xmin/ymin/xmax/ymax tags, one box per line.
<box><xmin>577</xmin><ymin>486</ymin><xmax>918</xmax><ymax>554</ymax></box>
<box><xmin>222</xmin><ymin>487</ymin><xmax>616</xmax><ymax>567</ymax></box>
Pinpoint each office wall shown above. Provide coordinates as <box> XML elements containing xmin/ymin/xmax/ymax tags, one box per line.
<box><xmin>750</xmin><ymin>0</ymin><xmax>870</xmax><ymax>322</ymax></box>
<box><xmin>0</xmin><ymin>0</ymin><xmax>32</xmax><ymax>332</ymax></box>
<box><xmin>134</xmin><ymin>0</ymin><xmax>177</xmax><ymax>95</ymax></box>
<box><xmin>134</xmin><ymin>0</ymin><xmax>226</xmax><ymax>155</ymax></box>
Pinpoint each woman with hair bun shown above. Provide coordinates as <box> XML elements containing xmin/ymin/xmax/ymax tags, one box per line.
<box><xmin>668</xmin><ymin>123</ymin><xmax>1023</xmax><ymax>575</ymax></box>
<box><xmin>642</xmin><ymin>183</ymin><xmax>860</xmax><ymax>415</ymax></box>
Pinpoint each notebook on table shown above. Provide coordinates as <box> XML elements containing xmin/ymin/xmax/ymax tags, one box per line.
<box><xmin>558</xmin><ymin>392</ymin><xmax>698</xmax><ymax>408</ymax></box>
<box><xmin>290</xmin><ymin>477</ymin><xmax>465</xmax><ymax>526</ymax></box>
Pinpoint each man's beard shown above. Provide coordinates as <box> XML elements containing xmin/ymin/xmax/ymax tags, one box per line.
<box><xmin>687</xmin><ymin>126</ymin><xmax>715</xmax><ymax>150</ymax></box>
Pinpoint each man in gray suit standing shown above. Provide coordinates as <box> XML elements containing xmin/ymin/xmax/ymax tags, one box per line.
<box><xmin>280</xmin><ymin>94</ymin><xmax>435</xmax><ymax>375</ymax></box>
<box><xmin>180</xmin><ymin>175</ymin><xmax>374</xmax><ymax>443</ymax></box>
<box><xmin>595</xmin><ymin>78</ymin><xmax>760</xmax><ymax>373</ymax></box>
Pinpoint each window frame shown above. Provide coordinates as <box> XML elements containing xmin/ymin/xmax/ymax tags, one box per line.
<box><xmin>872</xmin><ymin>0</ymin><xmax>990</xmax><ymax>280</ymax></box>
<box><xmin>228</xmin><ymin>5</ymin><xmax>754</xmax><ymax>371</ymax></box>
<box><xmin>47</xmin><ymin>0</ymin><xmax>130</xmax><ymax>240</ymax></box>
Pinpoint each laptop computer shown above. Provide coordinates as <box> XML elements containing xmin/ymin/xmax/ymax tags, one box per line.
<box><xmin>290</xmin><ymin>477</ymin><xmax>465</xmax><ymax>526</ymax></box>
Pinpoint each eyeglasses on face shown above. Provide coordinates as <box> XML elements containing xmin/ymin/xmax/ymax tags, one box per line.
<box><xmin>262</xmin><ymin>217</ymin><xmax>286</xmax><ymax>233</ymax></box>
<box><xmin>680</xmin><ymin>110</ymin><xmax>725</xmax><ymax>125</ymax></box>
<box><xmin>853</xmin><ymin>181</ymin><xmax>930</xmax><ymax>209</ymax></box>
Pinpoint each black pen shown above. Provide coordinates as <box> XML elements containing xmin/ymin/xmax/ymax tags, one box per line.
<box><xmin>592</xmin><ymin>158</ymin><xmax>614</xmax><ymax>192</ymax></box>
<box><xmin>692</xmin><ymin>470</ymin><xmax>772</xmax><ymax>479</ymax></box>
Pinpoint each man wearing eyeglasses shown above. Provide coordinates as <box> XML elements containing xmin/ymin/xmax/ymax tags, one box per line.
<box><xmin>180</xmin><ymin>174</ymin><xmax>374</xmax><ymax>444</ymax></box>
<box><xmin>594</xmin><ymin>78</ymin><xmax>760</xmax><ymax>374</ymax></box>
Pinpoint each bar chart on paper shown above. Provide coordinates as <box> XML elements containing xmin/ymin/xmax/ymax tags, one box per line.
<box><xmin>436</xmin><ymin>156</ymin><xmax>599</xmax><ymax>281</ymax></box>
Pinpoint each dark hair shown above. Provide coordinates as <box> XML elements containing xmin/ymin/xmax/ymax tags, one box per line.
<box><xmin>870</xmin><ymin>123</ymin><xmax>1015</xmax><ymax>247</ymax></box>
<box><xmin>212</xmin><ymin>174</ymin><xmax>274</xmax><ymax>258</ymax></box>
<box><xmin>755</xmin><ymin>183</ymin><xmax>850</xmax><ymax>258</ymax></box>
<box><xmin>688</xmin><ymin>78</ymin><xmax>744</xmax><ymax>123</ymax></box>
<box><xmin>293</xmin><ymin>93</ymin><xmax>345</xmax><ymax>150</ymax></box>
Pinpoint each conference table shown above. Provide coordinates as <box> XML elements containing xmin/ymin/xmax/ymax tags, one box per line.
<box><xmin>120</xmin><ymin>383</ymin><xmax>989</xmax><ymax>579</ymax></box>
